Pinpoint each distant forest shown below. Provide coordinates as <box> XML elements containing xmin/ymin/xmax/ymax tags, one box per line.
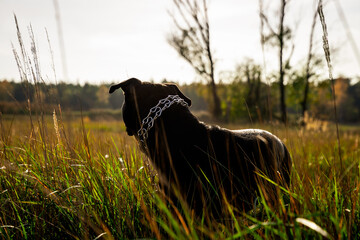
<box><xmin>1</xmin><ymin>76</ymin><xmax>360</xmax><ymax>123</ymax></box>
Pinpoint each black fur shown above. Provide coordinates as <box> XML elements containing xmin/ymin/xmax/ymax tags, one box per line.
<box><xmin>110</xmin><ymin>78</ymin><xmax>292</xmax><ymax>217</ymax></box>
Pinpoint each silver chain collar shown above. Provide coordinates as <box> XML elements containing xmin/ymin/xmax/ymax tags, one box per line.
<box><xmin>137</xmin><ymin>95</ymin><xmax>189</xmax><ymax>143</ymax></box>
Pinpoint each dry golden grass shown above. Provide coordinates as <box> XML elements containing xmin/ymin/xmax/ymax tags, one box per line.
<box><xmin>1</xmin><ymin>112</ymin><xmax>359</xmax><ymax>239</ymax></box>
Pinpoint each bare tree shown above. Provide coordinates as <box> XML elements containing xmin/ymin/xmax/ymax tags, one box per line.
<box><xmin>258</xmin><ymin>0</ymin><xmax>273</xmax><ymax>122</ymax></box>
<box><xmin>168</xmin><ymin>0</ymin><xmax>221</xmax><ymax>119</ymax></box>
<box><xmin>301</xmin><ymin>8</ymin><xmax>318</xmax><ymax>118</ymax></box>
<box><xmin>260</xmin><ymin>0</ymin><xmax>294</xmax><ymax>123</ymax></box>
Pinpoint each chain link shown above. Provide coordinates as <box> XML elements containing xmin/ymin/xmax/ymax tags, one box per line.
<box><xmin>137</xmin><ymin>95</ymin><xmax>189</xmax><ymax>143</ymax></box>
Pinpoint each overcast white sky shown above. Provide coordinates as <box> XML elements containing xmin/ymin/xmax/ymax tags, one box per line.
<box><xmin>1</xmin><ymin>0</ymin><xmax>359</xmax><ymax>85</ymax></box>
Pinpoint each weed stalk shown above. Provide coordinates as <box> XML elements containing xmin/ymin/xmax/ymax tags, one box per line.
<box><xmin>317</xmin><ymin>0</ymin><xmax>343</xmax><ymax>172</ymax></box>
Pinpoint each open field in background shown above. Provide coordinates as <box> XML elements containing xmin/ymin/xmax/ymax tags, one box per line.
<box><xmin>0</xmin><ymin>112</ymin><xmax>359</xmax><ymax>239</ymax></box>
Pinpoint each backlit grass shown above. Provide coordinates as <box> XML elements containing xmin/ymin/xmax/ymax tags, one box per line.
<box><xmin>0</xmin><ymin>113</ymin><xmax>359</xmax><ymax>239</ymax></box>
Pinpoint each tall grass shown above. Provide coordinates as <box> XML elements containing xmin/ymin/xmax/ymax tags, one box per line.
<box><xmin>1</xmin><ymin>115</ymin><xmax>359</xmax><ymax>239</ymax></box>
<box><xmin>1</xmin><ymin>14</ymin><xmax>359</xmax><ymax>240</ymax></box>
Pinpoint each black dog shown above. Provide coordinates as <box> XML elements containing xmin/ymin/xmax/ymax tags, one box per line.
<box><xmin>109</xmin><ymin>78</ymin><xmax>292</xmax><ymax>217</ymax></box>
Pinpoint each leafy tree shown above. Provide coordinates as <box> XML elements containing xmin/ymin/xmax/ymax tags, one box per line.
<box><xmin>334</xmin><ymin>78</ymin><xmax>359</xmax><ymax>122</ymax></box>
<box><xmin>0</xmin><ymin>80</ymin><xmax>14</xmax><ymax>101</ymax></box>
<box><xmin>179</xmin><ymin>83</ymin><xmax>208</xmax><ymax>111</ymax></box>
<box><xmin>96</xmin><ymin>84</ymin><xmax>110</xmax><ymax>108</ymax></box>
<box><xmin>349</xmin><ymin>80</ymin><xmax>360</xmax><ymax>113</ymax></box>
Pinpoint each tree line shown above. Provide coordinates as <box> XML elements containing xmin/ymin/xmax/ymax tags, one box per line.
<box><xmin>1</xmin><ymin>74</ymin><xmax>359</xmax><ymax>123</ymax></box>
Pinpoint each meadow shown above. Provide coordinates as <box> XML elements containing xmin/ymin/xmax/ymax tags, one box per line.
<box><xmin>2</xmin><ymin>6</ymin><xmax>360</xmax><ymax>238</ymax></box>
<box><xmin>0</xmin><ymin>111</ymin><xmax>359</xmax><ymax>239</ymax></box>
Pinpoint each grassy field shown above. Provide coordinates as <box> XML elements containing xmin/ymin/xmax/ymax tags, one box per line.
<box><xmin>0</xmin><ymin>112</ymin><xmax>359</xmax><ymax>239</ymax></box>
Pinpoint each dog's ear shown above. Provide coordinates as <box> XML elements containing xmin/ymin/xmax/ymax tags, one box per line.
<box><xmin>168</xmin><ymin>84</ymin><xmax>192</xmax><ymax>107</ymax></box>
<box><xmin>109</xmin><ymin>78</ymin><xmax>142</xmax><ymax>94</ymax></box>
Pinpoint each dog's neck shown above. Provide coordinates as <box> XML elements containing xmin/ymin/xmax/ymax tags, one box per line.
<box><xmin>136</xmin><ymin>95</ymin><xmax>189</xmax><ymax>144</ymax></box>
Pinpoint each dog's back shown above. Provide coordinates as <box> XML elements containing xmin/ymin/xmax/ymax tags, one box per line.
<box><xmin>186</xmin><ymin>125</ymin><xmax>292</xmax><ymax>213</ymax></box>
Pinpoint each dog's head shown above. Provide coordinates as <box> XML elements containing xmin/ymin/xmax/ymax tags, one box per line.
<box><xmin>109</xmin><ymin>78</ymin><xmax>191</xmax><ymax>137</ymax></box>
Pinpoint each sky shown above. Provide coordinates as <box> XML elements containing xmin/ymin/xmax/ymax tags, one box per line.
<box><xmin>0</xmin><ymin>0</ymin><xmax>360</xmax><ymax>85</ymax></box>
